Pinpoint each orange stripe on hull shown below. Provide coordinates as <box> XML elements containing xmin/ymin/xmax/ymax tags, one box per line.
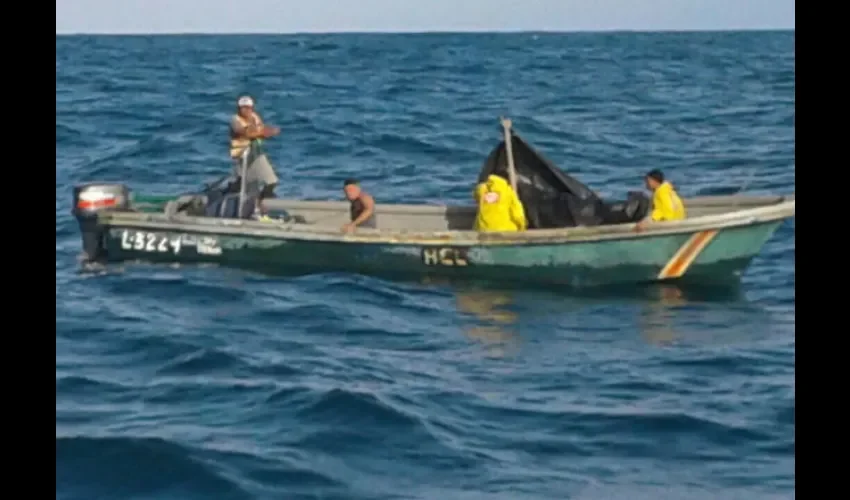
<box><xmin>657</xmin><ymin>229</ymin><xmax>719</xmax><ymax>280</ymax></box>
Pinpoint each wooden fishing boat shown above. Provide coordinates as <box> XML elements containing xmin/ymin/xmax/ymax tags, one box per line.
<box><xmin>72</xmin><ymin>119</ymin><xmax>795</xmax><ymax>287</ymax></box>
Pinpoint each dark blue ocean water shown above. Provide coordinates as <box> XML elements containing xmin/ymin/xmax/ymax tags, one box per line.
<box><xmin>56</xmin><ymin>31</ymin><xmax>795</xmax><ymax>500</ymax></box>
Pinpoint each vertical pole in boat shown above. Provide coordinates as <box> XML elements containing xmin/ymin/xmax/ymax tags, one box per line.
<box><xmin>500</xmin><ymin>117</ymin><xmax>518</xmax><ymax>193</ymax></box>
<box><xmin>237</xmin><ymin>144</ymin><xmax>249</xmax><ymax>218</ymax></box>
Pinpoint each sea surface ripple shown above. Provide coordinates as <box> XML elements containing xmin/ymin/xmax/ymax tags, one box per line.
<box><xmin>56</xmin><ymin>31</ymin><xmax>795</xmax><ymax>500</ymax></box>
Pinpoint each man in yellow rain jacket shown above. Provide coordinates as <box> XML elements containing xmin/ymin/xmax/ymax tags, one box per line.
<box><xmin>637</xmin><ymin>169</ymin><xmax>685</xmax><ymax>230</ymax></box>
<box><xmin>473</xmin><ymin>173</ymin><xmax>527</xmax><ymax>232</ymax></box>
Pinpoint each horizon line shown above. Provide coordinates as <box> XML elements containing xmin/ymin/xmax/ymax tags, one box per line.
<box><xmin>55</xmin><ymin>27</ymin><xmax>795</xmax><ymax>37</ymax></box>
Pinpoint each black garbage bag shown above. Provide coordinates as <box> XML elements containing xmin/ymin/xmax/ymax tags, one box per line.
<box><xmin>477</xmin><ymin>132</ymin><xmax>649</xmax><ymax>228</ymax></box>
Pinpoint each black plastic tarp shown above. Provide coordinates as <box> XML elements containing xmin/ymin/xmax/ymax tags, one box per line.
<box><xmin>477</xmin><ymin>132</ymin><xmax>648</xmax><ymax>229</ymax></box>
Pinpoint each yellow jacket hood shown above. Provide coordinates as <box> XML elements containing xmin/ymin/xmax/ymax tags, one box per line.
<box><xmin>484</xmin><ymin>174</ymin><xmax>511</xmax><ymax>191</ymax></box>
<box><xmin>473</xmin><ymin>174</ymin><xmax>527</xmax><ymax>232</ymax></box>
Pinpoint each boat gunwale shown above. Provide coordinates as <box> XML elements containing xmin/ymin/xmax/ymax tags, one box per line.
<box><xmin>101</xmin><ymin>195</ymin><xmax>795</xmax><ymax>247</ymax></box>
<box><xmin>258</xmin><ymin>194</ymin><xmax>793</xmax><ymax>212</ymax></box>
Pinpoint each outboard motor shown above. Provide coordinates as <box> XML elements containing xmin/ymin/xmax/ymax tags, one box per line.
<box><xmin>72</xmin><ymin>183</ymin><xmax>131</xmax><ymax>261</ymax></box>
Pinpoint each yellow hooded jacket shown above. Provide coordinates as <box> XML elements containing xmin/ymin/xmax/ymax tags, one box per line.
<box><xmin>473</xmin><ymin>175</ymin><xmax>527</xmax><ymax>232</ymax></box>
<box><xmin>651</xmin><ymin>181</ymin><xmax>686</xmax><ymax>221</ymax></box>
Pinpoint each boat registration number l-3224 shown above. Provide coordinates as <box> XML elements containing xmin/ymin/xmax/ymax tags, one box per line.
<box><xmin>118</xmin><ymin>230</ymin><xmax>223</xmax><ymax>256</ymax></box>
<box><xmin>120</xmin><ymin>230</ymin><xmax>183</xmax><ymax>254</ymax></box>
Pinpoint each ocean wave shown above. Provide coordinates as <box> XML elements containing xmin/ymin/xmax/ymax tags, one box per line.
<box><xmin>56</xmin><ymin>435</ymin><xmax>256</xmax><ymax>500</ymax></box>
<box><xmin>56</xmin><ymin>31</ymin><xmax>794</xmax><ymax>500</ymax></box>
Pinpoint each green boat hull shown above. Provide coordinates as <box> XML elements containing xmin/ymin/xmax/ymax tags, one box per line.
<box><xmin>99</xmin><ymin>218</ymin><xmax>784</xmax><ymax>287</ymax></box>
<box><xmin>70</xmin><ymin>174</ymin><xmax>793</xmax><ymax>288</ymax></box>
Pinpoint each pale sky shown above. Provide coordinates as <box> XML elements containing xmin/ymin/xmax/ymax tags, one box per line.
<box><xmin>55</xmin><ymin>0</ymin><xmax>795</xmax><ymax>34</ymax></box>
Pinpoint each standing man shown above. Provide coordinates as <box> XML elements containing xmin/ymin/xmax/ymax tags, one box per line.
<box><xmin>230</xmin><ymin>95</ymin><xmax>281</xmax><ymax>197</ymax></box>
<box><xmin>341</xmin><ymin>179</ymin><xmax>377</xmax><ymax>233</ymax></box>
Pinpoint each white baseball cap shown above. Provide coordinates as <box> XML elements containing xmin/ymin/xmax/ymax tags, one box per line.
<box><xmin>237</xmin><ymin>96</ymin><xmax>254</xmax><ymax>107</ymax></box>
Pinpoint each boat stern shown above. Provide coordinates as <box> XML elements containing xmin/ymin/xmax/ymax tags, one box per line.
<box><xmin>72</xmin><ymin>183</ymin><xmax>132</xmax><ymax>262</ymax></box>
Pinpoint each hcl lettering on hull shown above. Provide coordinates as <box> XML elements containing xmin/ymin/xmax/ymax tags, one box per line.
<box><xmin>421</xmin><ymin>247</ymin><xmax>469</xmax><ymax>266</ymax></box>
